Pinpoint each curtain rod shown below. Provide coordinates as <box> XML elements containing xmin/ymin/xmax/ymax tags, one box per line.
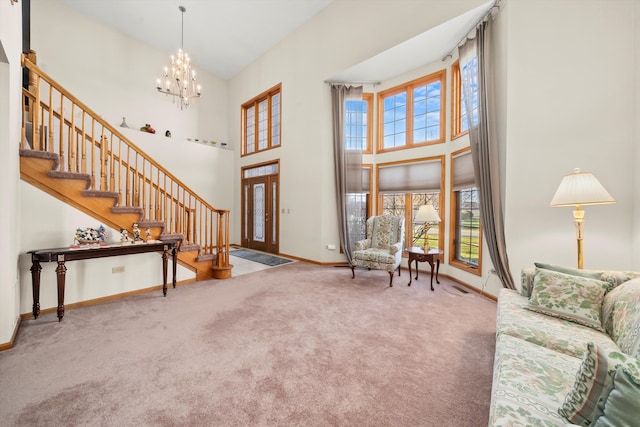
<box><xmin>441</xmin><ymin>0</ymin><xmax>501</xmax><ymax>62</ymax></box>
<box><xmin>324</xmin><ymin>80</ymin><xmax>381</xmax><ymax>86</ymax></box>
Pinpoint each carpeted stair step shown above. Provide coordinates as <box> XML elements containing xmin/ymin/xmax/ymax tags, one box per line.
<box><xmin>180</xmin><ymin>243</ymin><xmax>201</xmax><ymax>252</ymax></box>
<box><xmin>196</xmin><ymin>253</ymin><xmax>215</xmax><ymax>262</ymax></box>
<box><xmin>81</xmin><ymin>190</ymin><xmax>120</xmax><ymax>202</ymax></box>
<box><xmin>19</xmin><ymin>149</ymin><xmax>60</xmax><ymax>170</ymax></box>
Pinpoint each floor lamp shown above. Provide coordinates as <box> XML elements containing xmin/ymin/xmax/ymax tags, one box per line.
<box><xmin>414</xmin><ymin>204</ymin><xmax>441</xmax><ymax>252</ymax></box>
<box><xmin>550</xmin><ymin>168</ymin><xmax>615</xmax><ymax>269</ymax></box>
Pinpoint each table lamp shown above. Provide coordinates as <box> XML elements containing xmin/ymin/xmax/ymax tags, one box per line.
<box><xmin>550</xmin><ymin>168</ymin><xmax>615</xmax><ymax>269</ymax></box>
<box><xmin>415</xmin><ymin>204</ymin><xmax>441</xmax><ymax>252</ymax></box>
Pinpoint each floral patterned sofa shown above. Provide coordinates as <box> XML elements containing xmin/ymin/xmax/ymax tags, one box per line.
<box><xmin>488</xmin><ymin>263</ymin><xmax>640</xmax><ymax>427</ymax></box>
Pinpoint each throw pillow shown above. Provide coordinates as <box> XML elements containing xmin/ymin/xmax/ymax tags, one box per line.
<box><xmin>592</xmin><ymin>366</ymin><xmax>640</xmax><ymax>427</ymax></box>
<box><xmin>601</xmin><ymin>278</ymin><xmax>640</xmax><ymax>358</ymax></box>
<box><xmin>527</xmin><ymin>268</ymin><xmax>608</xmax><ymax>331</ymax></box>
<box><xmin>534</xmin><ymin>263</ymin><xmax>603</xmax><ymax>280</ymax></box>
<box><xmin>558</xmin><ymin>342</ymin><xmax>640</xmax><ymax>426</ymax></box>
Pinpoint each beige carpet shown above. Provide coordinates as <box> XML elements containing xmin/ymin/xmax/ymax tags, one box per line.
<box><xmin>0</xmin><ymin>262</ymin><xmax>497</xmax><ymax>426</ymax></box>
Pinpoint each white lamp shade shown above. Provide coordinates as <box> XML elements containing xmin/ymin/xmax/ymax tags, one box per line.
<box><xmin>550</xmin><ymin>168</ymin><xmax>615</xmax><ymax>207</ymax></box>
<box><xmin>415</xmin><ymin>204</ymin><xmax>441</xmax><ymax>223</ymax></box>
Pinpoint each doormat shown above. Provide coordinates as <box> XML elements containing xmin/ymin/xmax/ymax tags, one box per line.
<box><xmin>230</xmin><ymin>249</ymin><xmax>294</xmax><ymax>267</ymax></box>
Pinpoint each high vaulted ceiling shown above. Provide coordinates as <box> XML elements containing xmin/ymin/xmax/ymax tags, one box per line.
<box><xmin>58</xmin><ymin>0</ymin><xmax>495</xmax><ymax>81</ymax></box>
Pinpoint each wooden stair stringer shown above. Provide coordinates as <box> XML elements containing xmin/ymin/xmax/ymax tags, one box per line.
<box><xmin>20</xmin><ymin>151</ymin><xmax>217</xmax><ymax>281</ymax></box>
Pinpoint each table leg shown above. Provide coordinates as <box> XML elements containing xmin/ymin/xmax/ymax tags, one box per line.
<box><xmin>172</xmin><ymin>245</ymin><xmax>177</xmax><ymax>288</ymax></box>
<box><xmin>407</xmin><ymin>255</ymin><xmax>413</xmax><ymax>286</ymax></box>
<box><xmin>415</xmin><ymin>259</ymin><xmax>420</xmax><ymax>280</ymax></box>
<box><xmin>429</xmin><ymin>260</ymin><xmax>435</xmax><ymax>291</ymax></box>
<box><xmin>435</xmin><ymin>258</ymin><xmax>441</xmax><ymax>284</ymax></box>
<box><xmin>55</xmin><ymin>259</ymin><xmax>67</xmax><ymax>321</ymax></box>
<box><xmin>162</xmin><ymin>246</ymin><xmax>169</xmax><ymax>296</ymax></box>
<box><xmin>31</xmin><ymin>259</ymin><xmax>41</xmax><ymax>319</ymax></box>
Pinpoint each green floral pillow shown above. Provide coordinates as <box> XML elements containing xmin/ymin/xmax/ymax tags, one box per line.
<box><xmin>601</xmin><ymin>278</ymin><xmax>640</xmax><ymax>357</ymax></box>
<box><xmin>559</xmin><ymin>342</ymin><xmax>640</xmax><ymax>425</ymax></box>
<box><xmin>527</xmin><ymin>268</ymin><xmax>609</xmax><ymax>331</ymax></box>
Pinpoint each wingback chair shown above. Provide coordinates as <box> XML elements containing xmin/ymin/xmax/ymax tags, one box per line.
<box><xmin>351</xmin><ymin>215</ymin><xmax>405</xmax><ymax>286</ymax></box>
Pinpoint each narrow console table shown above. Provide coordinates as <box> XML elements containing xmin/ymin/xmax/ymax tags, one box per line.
<box><xmin>29</xmin><ymin>241</ymin><xmax>177</xmax><ymax>321</ymax></box>
<box><xmin>405</xmin><ymin>247</ymin><xmax>443</xmax><ymax>291</ymax></box>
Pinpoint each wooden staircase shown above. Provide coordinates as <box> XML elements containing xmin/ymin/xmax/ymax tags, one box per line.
<box><xmin>19</xmin><ymin>51</ymin><xmax>232</xmax><ymax>281</ymax></box>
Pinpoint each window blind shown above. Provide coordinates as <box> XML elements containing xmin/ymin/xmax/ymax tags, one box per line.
<box><xmin>378</xmin><ymin>159</ymin><xmax>441</xmax><ymax>193</ymax></box>
<box><xmin>452</xmin><ymin>150</ymin><xmax>475</xmax><ymax>191</ymax></box>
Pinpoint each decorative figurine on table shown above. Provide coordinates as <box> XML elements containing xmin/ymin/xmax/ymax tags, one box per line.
<box><xmin>97</xmin><ymin>225</ymin><xmax>107</xmax><ymax>243</ymax></box>
<box><xmin>132</xmin><ymin>223</ymin><xmax>142</xmax><ymax>243</ymax></box>
<box><xmin>145</xmin><ymin>227</ymin><xmax>152</xmax><ymax>242</ymax></box>
<box><xmin>120</xmin><ymin>228</ymin><xmax>130</xmax><ymax>244</ymax></box>
<box><xmin>73</xmin><ymin>225</ymin><xmax>108</xmax><ymax>247</ymax></box>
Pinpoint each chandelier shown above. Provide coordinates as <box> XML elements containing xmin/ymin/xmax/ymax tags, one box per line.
<box><xmin>156</xmin><ymin>6</ymin><xmax>201</xmax><ymax>110</ymax></box>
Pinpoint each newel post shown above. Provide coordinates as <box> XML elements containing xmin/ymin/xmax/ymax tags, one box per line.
<box><xmin>212</xmin><ymin>209</ymin><xmax>232</xmax><ymax>279</ymax></box>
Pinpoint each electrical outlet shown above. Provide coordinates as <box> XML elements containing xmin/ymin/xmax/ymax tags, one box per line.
<box><xmin>327</xmin><ymin>244</ymin><xmax>336</xmax><ymax>250</ymax></box>
<box><xmin>112</xmin><ymin>266</ymin><xmax>125</xmax><ymax>274</ymax></box>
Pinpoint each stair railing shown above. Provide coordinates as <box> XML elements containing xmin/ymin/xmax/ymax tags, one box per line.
<box><xmin>20</xmin><ymin>51</ymin><xmax>230</xmax><ymax>273</ymax></box>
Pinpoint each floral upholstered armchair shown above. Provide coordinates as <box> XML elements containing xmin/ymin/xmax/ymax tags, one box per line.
<box><xmin>351</xmin><ymin>215</ymin><xmax>405</xmax><ymax>286</ymax></box>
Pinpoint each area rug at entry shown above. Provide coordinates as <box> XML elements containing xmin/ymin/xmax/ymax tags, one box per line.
<box><xmin>230</xmin><ymin>249</ymin><xmax>293</xmax><ymax>266</ymax></box>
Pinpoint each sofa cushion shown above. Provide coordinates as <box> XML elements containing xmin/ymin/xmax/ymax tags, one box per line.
<box><xmin>534</xmin><ymin>262</ymin><xmax>604</xmax><ymax>281</ymax></box>
<box><xmin>558</xmin><ymin>343</ymin><xmax>640</xmax><ymax>426</ymax></box>
<box><xmin>489</xmin><ymin>334</ymin><xmax>581</xmax><ymax>427</ymax></box>
<box><xmin>497</xmin><ymin>289</ymin><xmax>618</xmax><ymax>359</ymax></box>
<box><xmin>520</xmin><ymin>265</ymin><xmax>640</xmax><ymax>298</ymax></box>
<box><xmin>527</xmin><ymin>268</ymin><xmax>608</xmax><ymax>332</ymax></box>
<box><xmin>591</xmin><ymin>366</ymin><xmax>640</xmax><ymax>427</ymax></box>
<box><xmin>601</xmin><ymin>278</ymin><xmax>640</xmax><ymax>358</ymax></box>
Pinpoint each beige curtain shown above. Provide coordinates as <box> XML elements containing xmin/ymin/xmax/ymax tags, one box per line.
<box><xmin>331</xmin><ymin>84</ymin><xmax>363</xmax><ymax>265</ymax></box>
<box><xmin>459</xmin><ymin>20</ymin><xmax>515</xmax><ymax>290</ymax></box>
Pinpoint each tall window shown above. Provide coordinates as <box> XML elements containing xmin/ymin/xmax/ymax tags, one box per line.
<box><xmin>345</xmin><ymin>93</ymin><xmax>373</xmax><ymax>153</ymax></box>
<box><xmin>377</xmin><ymin>158</ymin><xmax>444</xmax><ymax>248</ymax></box>
<box><xmin>242</xmin><ymin>84</ymin><xmax>281</xmax><ymax>156</ymax></box>
<box><xmin>451</xmin><ymin>59</ymin><xmax>479</xmax><ymax>140</ymax></box>
<box><xmin>450</xmin><ymin>149</ymin><xmax>482</xmax><ymax>274</ymax></box>
<box><xmin>377</xmin><ymin>70</ymin><xmax>446</xmax><ymax>152</ymax></box>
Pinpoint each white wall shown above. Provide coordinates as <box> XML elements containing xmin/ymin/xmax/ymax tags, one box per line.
<box><xmin>501</xmin><ymin>0</ymin><xmax>638</xmax><ymax>278</ymax></box>
<box><xmin>0</xmin><ymin>1</ymin><xmax>23</xmax><ymax>345</ymax></box>
<box><xmin>633</xmin><ymin>0</ymin><xmax>640</xmax><ymax>270</ymax></box>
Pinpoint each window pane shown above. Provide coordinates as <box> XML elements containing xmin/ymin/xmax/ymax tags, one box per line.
<box><xmin>345</xmin><ymin>99</ymin><xmax>367</xmax><ymax>151</ymax></box>
<box><xmin>381</xmin><ymin>193</ymin><xmax>405</xmax><ymax>217</ymax></box>
<box><xmin>271</xmin><ymin>93</ymin><xmax>280</xmax><ymax>147</ymax></box>
<box><xmin>413</xmin><ymin>81</ymin><xmax>441</xmax><ymax>143</ymax></box>
<box><xmin>257</xmin><ymin>99</ymin><xmax>268</xmax><ymax>150</ymax></box>
<box><xmin>246</xmin><ymin>106</ymin><xmax>255</xmax><ymax>154</ymax></box>
<box><xmin>455</xmin><ymin>188</ymin><xmax>480</xmax><ymax>266</ymax></box>
<box><xmin>411</xmin><ymin>192</ymin><xmax>439</xmax><ymax>248</ymax></box>
<box><xmin>462</xmin><ymin>57</ymin><xmax>479</xmax><ymax>128</ymax></box>
<box><xmin>383</xmin><ymin>92</ymin><xmax>407</xmax><ymax>148</ymax></box>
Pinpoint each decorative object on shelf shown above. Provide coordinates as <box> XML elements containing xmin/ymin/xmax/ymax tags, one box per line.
<box><xmin>132</xmin><ymin>223</ymin><xmax>142</xmax><ymax>243</ymax></box>
<box><xmin>74</xmin><ymin>225</ymin><xmax>108</xmax><ymax>246</ymax></box>
<box><xmin>165</xmin><ymin>130</ymin><xmax>171</xmax><ymax>138</ymax></box>
<box><xmin>120</xmin><ymin>117</ymin><xmax>129</xmax><ymax>128</ymax></box>
<box><xmin>550</xmin><ymin>168</ymin><xmax>616</xmax><ymax>269</ymax></box>
<box><xmin>120</xmin><ymin>228</ymin><xmax>131</xmax><ymax>244</ymax></box>
<box><xmin>156</xmin><ymin>5</ymin><xmax>202</xmax><ymax>110</ymax></box>
<box><xmin>140</xmin><ymin>123</ymin><xmax>156</xmax><ymax>134</ymax></box>
<box><xmin>414</xmin><ymin>204</ymin><xmax>441</xmax><ymax>252</ymax></box>
<box><xmin>145</xmin><ymin>227</ymin><xmax>152</xmax><ymax>241</ymax></box>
